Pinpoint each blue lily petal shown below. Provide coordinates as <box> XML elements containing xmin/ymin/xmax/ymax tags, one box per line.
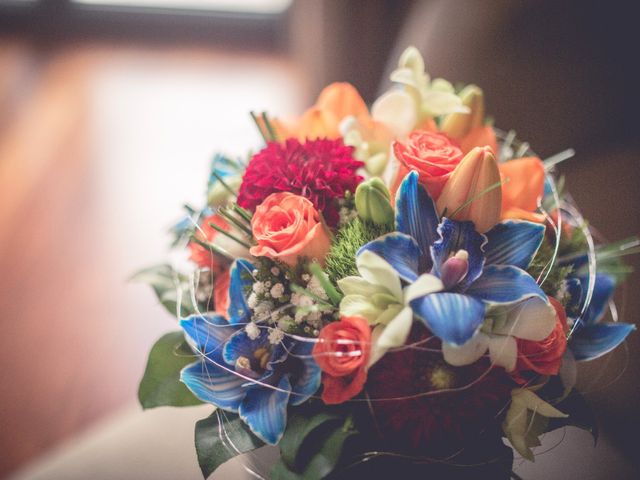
<box><xmin>180</xmin><ymin>359</ymin><xmax>247</xmax><ymax>412</ymax></box>
<box><xmin>465</xmin><ymin>265</ymin><xmax>547</xmax><ymax>305</ymax></box>
<box><xmin>228</xmin><ymin>258</ymin><xmax>255</xmax><ymax>324</ymax></box>
<box><xmin>410</xmin><ymin>292</ymin><xmax>486</xmax><ymax>345</ymax></box>
<box><xmin>395</xmin><ymin>171</ymin><xmax>439</xmax><ymax>272</ymax></box>
<box><xmin>579</xmin><ymin>274</ymin><xmax>616</xmax><ymax>325</ymax></box>
<box><xmin>180</xmin><ymin>314</ymin><xmax>238</xmax><ymax>364</ymax></box>
<box><xmin>239</xmin><ymin>375</ymin><xmax>292</xmax><ymax>444</ymax></box>
<box><xmin>563</xmin><ymin>277</ymin><xmax>583</xmax><ymax>318</ymax></box>
<box><xmin>430</xmin><ymin>218</ymin><xmax>486</xmax><ymax>290</ymax></box>
<box><xmin>223</xmin><ymin>328</ymin><xmax>272</xmax><ymax>365</ymax></box>
<box><xmin>570</xmin><ymin>322</ymin><xmax>636</xmax><ymax>361</ymax></box>
<box><xmin>287</xmin><ymin>340</ymin><xmax>321</xmax><ymax>406</ymax></box>
<box><xmin>358</xmin><ymin>233</ymin><xmax>421</xmax><ymax>282</ymax></box>
<box><xmin>484</xmin><ymin>220</ymin><xmax>545</xmax><ymax>269</ymax></box>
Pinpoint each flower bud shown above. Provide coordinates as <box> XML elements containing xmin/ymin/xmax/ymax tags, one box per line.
<box><xmin>436</xmin><ymin>146</ymin><xmax>502</xmax><ymax>233</ymax></box>
<box><xmin>440</xmin><ymin>250</ymin><xmax>469</xmax><ymax>289</ymax></box>
<box><xmin>355</xmin><ymin>178</ymin><xmax>394</xmax><ymax>226</ymax></box>
<box><xmin>440</xmin><ymin>85</ymin><xmax>485</xmax><ymax>140</ymax></box>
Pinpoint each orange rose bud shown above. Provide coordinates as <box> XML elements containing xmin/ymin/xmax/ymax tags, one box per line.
<box><xmin>313</xmin><ymin>316</ymin><xmax>371</xmax><ymax>405</ymax></box>
<box><xmin>436</xmin><ymin>146</ymin><xmax>502</xmax><ymax>233</ymax></box>
<box><xmin>250</xmin><ymin>192</ymin><xmax>331</xmax><ymax>267</ymax></box>
<box><xmin>499</xmin><ymin>157</ymin><xmax>545</xmax><ymax>222</ymax></box>
<box><xmin>315</xmin><ymin>82</ymin><xmax>369</xmax><ymax>122</ymax></box>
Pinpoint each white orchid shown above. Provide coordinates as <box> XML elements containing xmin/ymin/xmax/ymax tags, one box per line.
<box><xmin>338</xmin><ymin>250</ymin><xmax>444</xmax><ymax>366</ymax></box>
<box><xmin>442</xmin><ymin>297</ymin><xmax>557</xmax><ymax>371</ymax></box>
<box><xmin>371</xmin><ymin>46</ymin><xmax>469</xmax><ymax>138</ymax></box>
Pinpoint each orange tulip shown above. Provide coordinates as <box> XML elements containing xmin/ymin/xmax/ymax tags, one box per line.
<box><xmin>315</xmin><ymin>82</ymin><xmax>369</xmax><ymax>121</ymax></box>
<box><xmin>274</xmin><ymin>82</ymin><xmax>369</xmax><ymax>142</ymax></box>
<box><xmin>436</xmin><ymin>146</ymin><xmax>502</xmax><ymax>233</ymax></box>
<box><xmin>459</xmin><ymin>125</ymin><xmax>498</xmax><ymax>156</ymax></box>
<box><xmin>499</xmin><ymin>157</ymin><xmax>546</xmax><ymax>223</ymax></box>
<box><xmin>295</xmin><ymin>107</ymin><xmax>341</xmax><ymax>140</ymax></box>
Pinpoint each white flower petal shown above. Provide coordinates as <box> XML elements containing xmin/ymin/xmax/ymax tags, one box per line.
<box><xmin>367</xmin><ymin>324</ymin><xmax>387</xmax><ymax>368</ymax></box>
<box><xmin>442</xmin><ymin>331</ymin><xmax>490</xmax><ymax>366</ymax></box>
<box><xmin>421</xmin><ymin>91</ymin><xmax>469</xmax><ymax>117</ymax></box>
<box><xmin>339</xmin><ymin>294</ymin><xmax>382</xmax><ymax>323</ymax></box>
<box><xmin>403</xmin><ymin>273</ymin><xmax>444</xmax><ymax>303</ymax></box>
<box><xmin>488</xmin><ymin>334</ymin><xmax>518</xmax><ymax>371</ymax></box>
<box><xmin>337</xmin><ymin>276</ymin><xmax>388</xmax><ymax>297</ymax></box>
<box><xmin>371</xmin><ymin>89</ymin><xmax>418</xmax><ymax>138</ymax></box>
<box><xmin>377</xmin><ymin>306</ymin><xmax>413</xmax><ymax>348</ymax></box>
<box><xmin>494</xmin><ymin>298</ymin><xmax>557</xmax><ymax>341</ymax></box>
<box><xmin>356</xmin><ymin>250</ymin><xmax>403</xmax><ymax>300</ymax></box>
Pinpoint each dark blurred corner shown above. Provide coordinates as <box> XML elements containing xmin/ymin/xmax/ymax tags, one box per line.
<box><xmin>0</xmin><ymin>0</ymin><xmax>638</xmax><ymax>479</ymax></box>
<box><xmin>386</xmin><ymin>1</ymin><xmax>640</xmax><ymax>476</ymax></box>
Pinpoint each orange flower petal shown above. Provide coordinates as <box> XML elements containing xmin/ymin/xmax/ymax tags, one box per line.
<box><xmin>315</xmin><ymin>82</ymin><xmax>369</xmax><ymax>121</ymax></box>
<box><xmin>499</xmin><ymin>157</ymin><xmax>545</xmax><ymax>215</ymax></box>
<box><xmin>459</xmin><ymin>125</ymin><xmax>498</xmax><ymax>156</ymax></box>
<box><xmin>296</xmin><ymin>106</ymin><xmax>341</xmax><ymax>140</ymax></box>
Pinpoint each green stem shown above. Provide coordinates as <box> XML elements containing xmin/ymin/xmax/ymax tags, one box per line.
<box><xmin>309</xmin><ymin>262</ymin><xmax>343</xmax><ymax>305</ymax></box>
<box><xmin>208</xmin><ymin>222</ymin><xmax>252</xmax><ymax>249</ymax></box>
<box><xmin>261</xmin><ymin>112</ymin><xmax>278</xmax><ymax>142</ymax></box>
<box><xmin>250</xmin><ymin>111</ymin><xmax>270</xmax><ymax>143</ymax></box>
<box><xmin>210</xmin><ymin>171</ymin><xmax>238</xmax><ymax>197</ymax></box>
<box><xmin>217</xmin><ymin>208</ymin><xmax>254</xmax><ymax>237</ymax></box>
<box><xmin>189</xmin><ymin>236</ymin><xmax>234</xmax><ymax>261</ymax></box>
<box><xmin>290</xmin><ymin>284</ymin><xmax>334</xmax><ymax>308</ymax></box>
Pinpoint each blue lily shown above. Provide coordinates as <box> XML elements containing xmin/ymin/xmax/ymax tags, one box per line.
<box><xmin>358</xmin><ymin>171</ymin><xmax>555</xmax><ymax>370</ymax></box>
<box><xmin>564</xmin><ymin>272</ymin><xmax>636</xmax><ymax>361</ymax></box>
<box><xmin>179</xmin><ymin>259</ymin><xmax>321</xmax><ymax>444</ymax></box>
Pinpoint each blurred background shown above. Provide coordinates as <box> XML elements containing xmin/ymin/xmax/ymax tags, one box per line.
<box><xmin>0</xmin><ymin>0</ymin><xmax>638</xmax><ymax>478</ymax></box>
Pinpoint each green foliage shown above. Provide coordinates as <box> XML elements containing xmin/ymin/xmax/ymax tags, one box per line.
<box><xmin>131</xmin><ymin>264</ymin><xmax>199</xmax><ymax>318</ymax></box>
<box><xmin>527</xmin><ymin>239</ymin><xmax>574</xmax><ymax>299</ymax></box>
<box><xmin>325</xmin><ymin>218</ymin><xmax>392</xmax><ymax>284</ymax></box>
<box><xmin>271</xmin><ymin>408</ymin><xmax>357</xmax><ymax>480</ymax></box>
<box><xmin>195</xmin><ymin>411</ymin><xmax>265</xmax><ymax>479</ymax></box>
<box><xmin>138</xmin><ymin>331</ymin><xmax>202</xmax><ymax>409</ymax></box>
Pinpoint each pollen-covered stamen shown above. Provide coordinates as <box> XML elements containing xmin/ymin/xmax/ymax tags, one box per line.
<box><xmin>235</xmin><ymin>356</ymin><xmax>259</xmax><ymax>378</ymax></box>
<box><xmin>440</xmin><ymin>249</ymin><xmax>469</xmax><ymax>289</ymax></box>
<box><xmin>254</xmin><ymin>347</ymin><xmax>272</xmax><ymax>370</ymax></box>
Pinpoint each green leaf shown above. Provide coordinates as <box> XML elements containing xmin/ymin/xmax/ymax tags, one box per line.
<box><xmin>279</xmin><ymin>411</ymin><xmax>343</xmax><ymax>470</ymax></box>
<box><xmin>272</xmin><ymin>408</ymin><xmax>357</xmax><ymax>480</ymax></box>
<box><xmin>195</xmin><ymin>411</ymin><xmax>265</xmax><ymax>479</ymax></box>
<box><xmin>138</xmin><ymin>331</ymin><xmax>202</xmax><ymax>409</ymax></box>
<box><xmin>546</xmin><ymin>389</ymin><xmax>598</xmax><ymax>443</ymax></box>
<box><xmin>131</xmin><ymin>264</ymin><xmax>196</xmax><ymax>318</ymax></box>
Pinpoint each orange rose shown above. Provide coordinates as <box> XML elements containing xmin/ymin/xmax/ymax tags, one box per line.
<box><xmin>514</xmin><ymin>297</ymin><xmax>568</xmax><ymax>380</ymax></box>
<box><xmin>392</xmin><ymin>130</ymin><xmax>464</xmax><ymax>199</ymax></box>
<box><xmin>249</xmin><ymin>192</ymin><xmax>331</xmax><ymax>267</ymax></box>
<box><xmin>313</xmin><ymin>316</ymin><xmax>371</xmax><ymax>405</ymax></box>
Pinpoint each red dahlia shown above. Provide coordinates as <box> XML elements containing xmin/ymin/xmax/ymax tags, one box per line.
<box><xmin>365</xmin><ymin>325</ymin><xmax>514</xmax><ymax>457</ymax></box>
<box><xmin>237</xmin><ymin>138</ymin><xmax>363</xmax><ymax>226</ymax></box>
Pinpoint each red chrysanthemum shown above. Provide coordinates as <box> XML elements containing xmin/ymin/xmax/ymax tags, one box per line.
<box><xmin>237</xmin><ymin>138</ymin><xmax>364</xmax><ymax>226</ymax></box>
<box><xmin>365</xmin><ymin>325</ymin><xmax>514</xmax><ymax>457</ymax></box>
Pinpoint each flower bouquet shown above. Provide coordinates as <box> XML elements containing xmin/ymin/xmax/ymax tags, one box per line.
<box><xmin>135</xmin><ymin>47</ymin><xmax>638</xmax><ymax>479</ymax></box>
